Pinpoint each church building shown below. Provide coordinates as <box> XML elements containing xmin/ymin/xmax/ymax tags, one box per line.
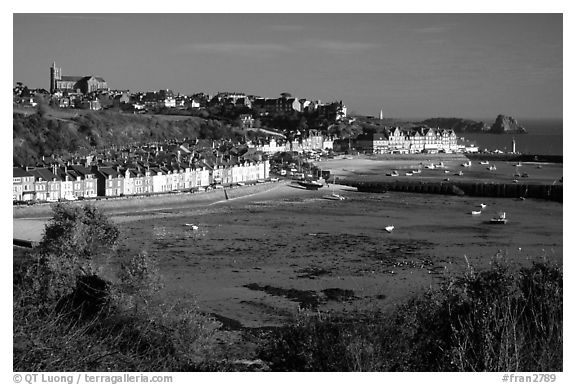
<box><xmin>50</xmin><ymin>62</ymin><xmax>108</xmax><ymax>94</ymax></box>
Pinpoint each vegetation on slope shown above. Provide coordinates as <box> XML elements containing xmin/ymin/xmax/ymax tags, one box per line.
<box><xmin>13</xmin><ymin>204</ymin><xmax>221</xmax><ymax>371</ymax></box>
<box><xmin>258</xmin><ymin>259</ymin><xmax>562</xmax><ymax>371</ymax></box>
<box><xmin>13</xmin><ymin>109</ymin><xmax>248</xmax><ymax>166</ymax></box>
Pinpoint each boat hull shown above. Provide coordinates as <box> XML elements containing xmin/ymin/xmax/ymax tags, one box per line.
<box><xmin>298</xmin><ymin>181</ymin><xmax>323</xmax><ymax>190</ymax></box>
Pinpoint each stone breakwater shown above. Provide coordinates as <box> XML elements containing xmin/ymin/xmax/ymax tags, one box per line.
<box><xmin>342</xmin><ymin>179</ymin><xmax>562</xmax><ymax>202</ymax></box>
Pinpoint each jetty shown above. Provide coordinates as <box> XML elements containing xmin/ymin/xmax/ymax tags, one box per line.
<box><xmin>341</xmin><ymin>179</ymin><xmax>562</xmax><ymax>202</ymax></box>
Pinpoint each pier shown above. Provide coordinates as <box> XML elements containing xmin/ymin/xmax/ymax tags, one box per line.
<box><xmin>342</xmin><ymin>179</ymin><xmax>562</xmax><ymax>202</ymax></box>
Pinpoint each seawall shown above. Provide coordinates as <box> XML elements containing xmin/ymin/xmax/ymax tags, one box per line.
<box><xmin>342</xmin><ymin>179</ymin><xmax>562</xmax><ymax>202</ymax></box>
<box><xmin>465</xmin><ymin>154</ymin><xmax>562</xmax><ymax>163</ymax></box>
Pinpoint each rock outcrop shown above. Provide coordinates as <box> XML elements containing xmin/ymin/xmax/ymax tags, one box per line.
<box><xmin>490</xmin><ymin>115</ymin><xmax>527</xmax><ymax>134</ymax></box>
<box><xmin>419</xmin><ymin>117</ymin><xmax>490</xmax><ymax>133</ymax></box>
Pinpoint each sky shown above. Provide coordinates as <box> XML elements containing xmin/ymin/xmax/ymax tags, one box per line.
<box><xmin>13</xmin><ymin>13</ymin><xmax>562</xmax><ymax>121</ymax></box>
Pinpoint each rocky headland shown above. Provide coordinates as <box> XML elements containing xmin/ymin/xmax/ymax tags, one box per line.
<box><xmin>490</xmin><ymin>114</ymin><xmax>527</xmax><ymax>134</ymax></box>
<box><xmin>418</xmin><ymin>115</ymin><xmax>527</xmax><ymax>134</ymax></box>
<box><xmin>419</xmin><ymin>117</ymin><xmax>490</xmax><ymax>133</ymax></box>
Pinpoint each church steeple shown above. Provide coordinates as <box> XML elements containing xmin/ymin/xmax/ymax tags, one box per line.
<box><xmin>50</xmin><ymin>61</ymin><xmax>61</xmax><ymax>94</ymax></box>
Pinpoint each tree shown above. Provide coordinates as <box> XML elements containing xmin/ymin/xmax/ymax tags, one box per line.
<box><xmin>29</xmin><ymin>204</ymin><xmax>120</xmax><ymax>302</ymax></box>
<box><xmin>329</xmin><ymin>122</ymin><xmax>363</xmax><ymax>152</ymax></box>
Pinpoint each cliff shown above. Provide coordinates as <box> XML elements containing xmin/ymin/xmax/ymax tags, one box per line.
<box><xmin>418</xmin><ymin>117</ymin><xmax>489</xmax><ymax>133</ymax></box>
<box><xmin>490</xmin><ymin>115</ymin><xmax>527</xmax><ymax>134</ymax></box>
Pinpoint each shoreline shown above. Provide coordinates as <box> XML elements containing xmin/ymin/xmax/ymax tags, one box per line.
<box><xmin>13</xmin><ymin>180</ymin><xmax>293</xmax><ymax>241</ymax></box>
<box><xmin>13</xmin><ymin>152</ymin><xmax>563</xmax><ymax>242</ymax></box>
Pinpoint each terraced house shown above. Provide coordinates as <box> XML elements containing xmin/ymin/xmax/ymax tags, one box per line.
<box><xmin>68</xmin><ymin>165</ymin><xmax>98</xmax><ymax>198</ymax></box>
<box><xmin>13</xmin><ymin>167</ymin><xmax>35</xmax><ymax>201</ymax></box>
<box><xmin>93</xmin><ymin>166</ymin><xmax>124</xmax><ymax>197</ymax></box>
<box><xmin>28</xmin><ymin>168</ymin><xmax>61</xmax><ymax>202</ymax></box>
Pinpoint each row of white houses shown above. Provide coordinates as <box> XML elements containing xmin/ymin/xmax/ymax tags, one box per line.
<box><xmin>13</xmin><ymin>160</ymin><xmax>270</xmax><ymax>201</ymax></box>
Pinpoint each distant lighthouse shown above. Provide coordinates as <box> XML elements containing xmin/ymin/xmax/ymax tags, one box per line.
<box><xmin>512</xmin><ymin>138</ymin><xmax>516</xmax><ymax>154</ymax></box>
<box><xmin>379</xmin><ymin>109</ymin><xmax>383</xmax><ymax>120</ymax></box>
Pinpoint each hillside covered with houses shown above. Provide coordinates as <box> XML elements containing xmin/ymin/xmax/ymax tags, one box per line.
<box><xmin>13</xmin><ymin>77</ymin><xmax>476</xmax><ymax>203</ymax></box>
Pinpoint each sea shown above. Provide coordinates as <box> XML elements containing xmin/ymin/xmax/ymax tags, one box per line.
<box><xmin>459</xmin><ymin>119</ymin><xmax>563</xmax><ymax>156</ymax></box>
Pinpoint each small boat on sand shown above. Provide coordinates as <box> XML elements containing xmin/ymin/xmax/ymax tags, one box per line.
<box><xmin>385</xmin><ymin>225</ymin><xmax>395</xmax><ymax>233</ymax></box>
<box><xmin>489</xmin><ymin>212</ymin><xmax>508</xmax><ymax>224</ymax></box>
<box><xmin>480</xmin><ymin>161</ymin><xmax>489</xmax><ymax>165</ymax></box>
<box><xmin>298</xmin><ymin>180</ymin><xmax>324</xmax><ymax>190</ymax></box>
<box><xmin>323</xmin><ymin>193</ymin><xmax>346</xmax><ymax>201</ymax></box>
<box><xmin>471</xmin><ymin>211</ymin><xmax>482</xmax><ymax>215</ymax></box>
<box><xmin>185</xmin><ymin>224</ymin><xmax>199</xmax><ymax>230</ymax></box>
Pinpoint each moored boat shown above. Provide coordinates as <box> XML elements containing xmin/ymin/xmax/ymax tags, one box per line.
<box><xmin>323</xmin><ymin>193</ymin><xmax>346</xmax><ymax>201</ymax></box>
<box><xmin>298</xmin><ymin>180</ymin><xmax>324</xmax><ymax>190</ymax></box>
<box><xmin>489</xmin><ymin>212</ymin><xmax>508</xmax><ymax>224</ymax></box>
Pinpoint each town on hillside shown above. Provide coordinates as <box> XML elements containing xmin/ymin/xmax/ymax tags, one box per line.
<box><xmin>13</xmin><ymin>62</ymin><xmax>477</xmax><ymax>204</ymax></box>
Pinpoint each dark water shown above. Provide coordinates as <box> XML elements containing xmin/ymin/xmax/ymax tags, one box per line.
<box><xmin>460</xmin><ymin>119</ymin><xmax>563</xmax><ymax>155</ymax></box>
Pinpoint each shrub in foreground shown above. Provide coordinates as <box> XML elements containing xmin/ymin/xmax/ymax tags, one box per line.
<box><xmin>14</xmin><ymin>203</ymin><xmax>221</xmax><ymax>371</ymax></box>
<box><xmin>258</xmin><ymin>259</ymin><xmax>562</xmax><ymax>371</ymax></box>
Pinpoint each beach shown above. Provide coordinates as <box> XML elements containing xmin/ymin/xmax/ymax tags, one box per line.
<box><xmin>13</xmin><ymin>155</ymin><xmax>563</xmax><ymax>330</ymax></box>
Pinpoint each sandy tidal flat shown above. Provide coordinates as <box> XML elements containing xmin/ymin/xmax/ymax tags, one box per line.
<box><xmin>13</xmin><ymin>156</ymin><xmax>562</xmax><ymax>329</ymax></box>
<box><xmin>115</xmin><ymin>182</ymin><xmax>561</xmax><ymax>328</ymax></box>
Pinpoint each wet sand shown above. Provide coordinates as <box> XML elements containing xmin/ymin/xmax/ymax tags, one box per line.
<box><xmin>13</xmin><ymin>181</ymin><xmax>287</xmax><ymax>241</ymax></box>
<box><xmin>116</xmin><ymin>182</ymin><xmax>561</xmax><ymax>328</ymax></box>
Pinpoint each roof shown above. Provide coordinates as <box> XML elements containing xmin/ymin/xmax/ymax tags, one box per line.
<box><xmin>69</xmin><ymin>165</ymin><xmax>94</xmax><ymax>176</ymax></box>
<box><xmin>96</xmin><ymin>167</ymin><xmax>121</xmax><ymax>178</ymax></box>
<box><xmin>60</xmin><ymin>76</ymin><xmax>83</xmax><ymax>82</ymax></box>
<box><xmin>13</xmin><ymin>167</ymin><xmax>33</xmax><ymax>178</ymax></box>
<box><xmin>28</xmin><ymin>168</ymin><xmax>61</xmax><ymax>181</ymax></box>
<box><xmin>59</xmin><ymin>75</ymin><xmax>106</xmax><ymax>83</ymax></box>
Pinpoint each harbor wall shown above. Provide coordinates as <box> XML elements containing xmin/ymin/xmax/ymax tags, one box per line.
<box><xmin>465</xmin><ymin>154</ymin><xmax>563</xmax><ymax>164</ymax></box>
<box><xmin>342</xmin><ymin>179</ymin><xmax>562</xmax><ymax>202</ymax></box>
